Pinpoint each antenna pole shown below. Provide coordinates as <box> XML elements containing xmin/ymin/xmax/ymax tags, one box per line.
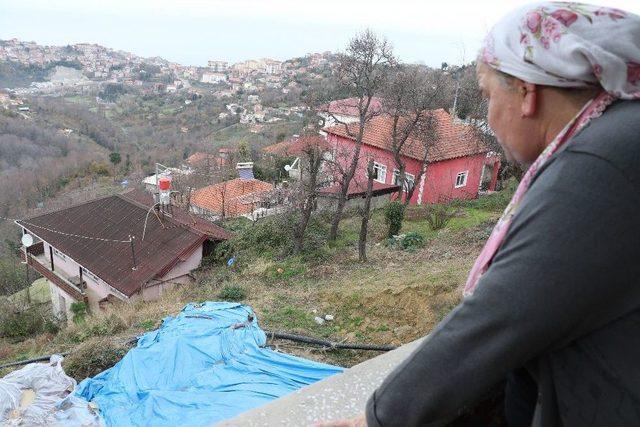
<box><xmin>129</xmin><ymin>235</ymin><xmax>137</xmax><ymax>270</ymax></box>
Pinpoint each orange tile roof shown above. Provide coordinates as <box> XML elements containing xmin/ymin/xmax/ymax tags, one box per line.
<box><xmin>191</xmin><ymin>178</ymin><xmax>274</xmax><ymax>217</ymax></box>
<box><xmin>186</xmin><ymin>152</ymin><xmax>217</xmax><ymax>165</ymax></box>
<box><xmin>325</xmin><ymin>109</ymin><xmax>488</xmax><ymax>163</ymax></box>
<box><xmin>263</xmin><ymin>135</ymin><xmax>329</xmax><ymax>157</ymax></box>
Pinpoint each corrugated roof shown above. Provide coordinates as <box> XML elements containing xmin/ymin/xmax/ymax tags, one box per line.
<box><xmin>191</xmin><ymin>178</ymin><xmax>274</xmax><ymax>218</ymax></box>
<box><xmin>17</xmin><ymin>194</ymin><xmax>208</xmax><ymax>297</ymax></box>
<box><xmin>122</xmin><ymin>190</ymin><xmax>233</xmax><ymax>241</ymax></box>
<box><xmin>325</xmin><ymin>109</ymin><xmax>488</xmax><ymax>163</ymax></box>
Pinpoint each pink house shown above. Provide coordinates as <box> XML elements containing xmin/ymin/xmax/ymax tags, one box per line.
<box><xmin>324</xmin><ymin>109</ymin><xmax>500</xmax><ymax>205</ymax></box>
<box><xmin>17</xmin><ymin>192</ymin><xmax>231</xmax><ymax>322</ymax></box>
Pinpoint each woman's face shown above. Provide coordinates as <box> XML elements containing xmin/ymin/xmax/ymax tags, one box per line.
<box><xmin>476</xmin><ymin>63</ymin><xmax>542</xmax><ymax>165</ymax></box>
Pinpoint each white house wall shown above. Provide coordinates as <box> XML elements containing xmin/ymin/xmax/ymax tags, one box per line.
<box><xmin>48</xmin><ymin>279</ymin><xmax>76</xmax><ymax>323</ymax></box>
<box><xmin>37</xmin><ymin>237</ymin><xmax>205</xmax><ymax>313</ymax></box>
<box><xmin>41</xmin><ymin>241</ymin><xmax>125</xmax><ymax>312</ymax></box>
<box><xmin>140</xmin><ymin>245</ymin><xmax>203</xmax><ymax>301</ymax></box>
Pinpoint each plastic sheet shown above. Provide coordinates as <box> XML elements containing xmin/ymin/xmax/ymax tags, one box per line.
<box><xmin>0</xmin><ymin>355</ymin><xmax>80</xmax><ymax>426</ymax></box>
<box><xmin>75</xmin><ymin>302</ymin><xmax>343</xmax><ymax>427</ymax></box>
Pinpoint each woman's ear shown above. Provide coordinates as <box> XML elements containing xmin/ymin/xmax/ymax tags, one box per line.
<box><xmin>521</xmin><ymin>82</ymin><xmax>537</xmax><ymax>117</ymax></box>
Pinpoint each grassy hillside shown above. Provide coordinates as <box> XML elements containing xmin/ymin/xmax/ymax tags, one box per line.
<box><xmin>0</xmin><ymin>187</ymin><xmax>512</xmax><ymax>379</ymax></box>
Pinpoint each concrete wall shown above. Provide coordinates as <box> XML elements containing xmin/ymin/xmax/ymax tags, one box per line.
<box><xmin>220</xmin><ymin>339</ymin><xmax>425</xmax><ymax>426</ymax></box>
<box><xmin>48</xmin><ymin>279</ymin><xmax>76</xmax><ymax>322</ymax></box>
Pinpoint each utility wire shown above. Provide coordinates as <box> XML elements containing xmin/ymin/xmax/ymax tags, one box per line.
<box><xmin>1</xmin><ymin>215</ymin><xmax>133</xmax><ymax>244</ymax></box>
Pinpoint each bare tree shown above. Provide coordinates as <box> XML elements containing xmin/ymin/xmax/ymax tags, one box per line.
<box><xmin>381</xmin><ymin>66</ymin><xmax>448</xmax><ymax>205</ymax></box>
<box><xmin>326</xmin><ymin>29</ymin><xmax>395</xmax><ymax>241</ymax></box>
<box><xmin>357</xmin><ymin>159</ymin><xmax>375</xmax><ymax>262</ymax></box>
<box><xmin>292</xmin><ymin>136</ymin><xmax>326</xmax><ymax>253</ymax></box>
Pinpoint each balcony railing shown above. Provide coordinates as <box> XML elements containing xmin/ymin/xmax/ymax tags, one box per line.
<box><xmin>23</xmin><ymin>249</ymin><xmax>86</xmax><ymax>302</ymax></box>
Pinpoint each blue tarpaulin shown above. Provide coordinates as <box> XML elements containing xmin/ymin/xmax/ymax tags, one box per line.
<box><xmin>74</xmin><ymin>302</ymin><xmax>343</xmax><ymax>427</ymax></box>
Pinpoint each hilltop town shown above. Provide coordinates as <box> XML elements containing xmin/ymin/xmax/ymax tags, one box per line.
<box><xmin>1</xmin><ymin>39</ymin><xmax>334</xmax><ymax>98</ymax></box>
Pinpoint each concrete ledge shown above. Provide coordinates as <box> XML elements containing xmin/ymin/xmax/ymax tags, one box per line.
<box><xmin>218</xmin><ymin>338</ymin><xmax>424</xmax><ymax>426</ymax></box>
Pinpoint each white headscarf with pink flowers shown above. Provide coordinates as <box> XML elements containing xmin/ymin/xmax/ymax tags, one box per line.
<box><xmin>481</xmin><ymin>2</ymin><xmax>640</xmax><ymax>99</ymax></box>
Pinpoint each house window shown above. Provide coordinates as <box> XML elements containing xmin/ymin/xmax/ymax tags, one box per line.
<box><xmin>53</xmin><ymin>247</ymin><xmax>67</xmax><ymax>261</ymax></box>
<box><xmin>455</xmin><ymin>171</ymin><xmax>469</xmax><ymax>188</ymax></box>
<box><xmin>393</xmin><ymin>170</ymin><xmax>415</xmax><ymax>191</ymax></box>
<box><xmin>81</xmin><ymin>267</ymin><xmax>98</xmax><ymax>283</ymax></box>
<box><xmin>372</xmin><ymin>162</ymin><xmax>387</xmax><ymax>183</ymax></box>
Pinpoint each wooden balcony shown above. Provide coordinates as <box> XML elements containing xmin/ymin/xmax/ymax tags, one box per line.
<box><xmin>23</xmin><ymin>249</ymin><xmax>86</xmax><ymax>302</ymax></box>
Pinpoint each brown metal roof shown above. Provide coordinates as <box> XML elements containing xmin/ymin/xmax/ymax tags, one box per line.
<box><xmin>17</xmin><ymin>194</ymin><xmax>208</xmax><ymax>297</ymax></box>
<box><xmin>121</xmin><ymin>189</ymin><xmax>233</xmax><ymax>241</ymax></box>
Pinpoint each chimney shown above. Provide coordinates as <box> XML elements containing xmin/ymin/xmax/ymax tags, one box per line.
<box><xmin>236</xmin><ymin>162</ymin><xmax>254</xmax><ymax>180</ymax></box>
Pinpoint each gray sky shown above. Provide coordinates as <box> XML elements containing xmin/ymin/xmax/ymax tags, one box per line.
<box><xmin>2</xmin><ymin>0</ymin><xmax>638</xmax><ymax>66</ymax></box>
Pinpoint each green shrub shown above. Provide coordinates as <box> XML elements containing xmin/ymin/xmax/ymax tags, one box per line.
<box><xmin>63</xmin><ymin>338</ymin><xmax>129</xmax><ymax>380</ymax></box>
<box><xmin>231</xmin><ymin>211</ymin><xmax>328</xmax><ymax>259</ymax></box>
<box><xmin>387</xmin><ymin>231</ymin><xmax>426</xmax><ymax>252</ymax></box>
<box><xmin>0</xmin><ymin>303</ymin><xmax>59</xmax><ymax>341</ymax></box>
<box><xmin>400</xmin><ymin>232</ymin><xmax>425</xmax><ymax>251</ymax></box>
<box><xmin>384</xmin><ymin>201</ymin><xmax>406</xmax><ymax>237</ymax></box>
<box><xmin>218</xmin><ymin>285</ymin><xmax>247</xmax><ymax>301</ymax></box>
<box><xmin>425</xmin><ymin>204</ymin><xmax>456</xmax><ymax>230</ymax></box>
<box><xmin>70</xmin><ymin>301</ymin><xmax>87</xmax><ymax>324</ymax></box>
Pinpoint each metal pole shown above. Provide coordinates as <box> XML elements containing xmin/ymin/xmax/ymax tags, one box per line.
<box><xmin>129</xmin><ymin>235</ymin><xmax>137</xmax><ymax>270</ymax></box>
<box><xmin>25</xmin><ymin>257</ymin><xmax>30</xmax><ymax>304</ymax></box>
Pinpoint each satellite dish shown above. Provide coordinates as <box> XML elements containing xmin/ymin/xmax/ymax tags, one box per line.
<box><xmin>284</xmin><ymin>165</ymin><xmax>292</xmax><ymax>172</ymax></box>
<box><xmin>21</xmin><ymin>234</ymin><xmax>34</xmax><ymax>247</ymax></box>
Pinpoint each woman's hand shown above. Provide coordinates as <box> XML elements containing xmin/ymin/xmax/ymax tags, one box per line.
<box><xmin>311</xmin><ymin>414</ymin><xmax>367</xmax><ymax>427</ymax></box>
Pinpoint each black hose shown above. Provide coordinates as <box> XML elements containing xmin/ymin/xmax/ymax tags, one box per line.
<box><xmin>0</xmin><ymin>328</ymin><xmax>396</xmax><ymax>371</ymax></box>
<box><xmin>0</xmin><ymin>352</ymin><xmax>70</xmax><ymax>370</ymax></box>
<box><xmin>263</xmin><ymin>330</ymin><xmax>397</xmax><ymax>352</ymax></box>
<box><xmin>185</xmin><ymin>314</ymin><xmax>398</xmax><ymax>352</ymax></box>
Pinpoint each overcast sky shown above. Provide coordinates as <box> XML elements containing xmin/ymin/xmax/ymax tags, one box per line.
<box><xmin>2</xmin><ymin>0</ymin><xmax>638</xmax><ymax>67</ymax></box>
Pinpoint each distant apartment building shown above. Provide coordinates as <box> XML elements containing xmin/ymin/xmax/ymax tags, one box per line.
<box><xmin>208</xmin><ymin>60</ymin><xmax>228</xmax><ymax>73</ymax></box>
<box><xmin>264</xmin><ymin>59</ymin><xmax>283</xmax><ymax>75</ymax></box>
<box><xmin>201</xmin><ymin>72</ymin><xmax>227</xmax><ymax>84</ymax></box>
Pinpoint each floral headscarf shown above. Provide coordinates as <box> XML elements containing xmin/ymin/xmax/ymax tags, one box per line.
<box><xmin>465</xmin><ymin>2</ymin><xmax>639</xmax><ymax>296</ymax></box>
<box><xmin>481</xmin><ymin>2</ymin><xmax>640</xmax><ymax>99</ymax></box>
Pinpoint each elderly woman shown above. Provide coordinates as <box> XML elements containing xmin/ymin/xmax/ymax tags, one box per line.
<box><xmin>318</xmin><ymin>2</ymin><xmax>640</xmax><ymax>426</ymax></box>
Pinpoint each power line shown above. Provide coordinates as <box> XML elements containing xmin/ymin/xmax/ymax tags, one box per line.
<box><xmin>1</xmin><ymin>215</ymin><xmax>132</xmax><ymax>244</ymax></box>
